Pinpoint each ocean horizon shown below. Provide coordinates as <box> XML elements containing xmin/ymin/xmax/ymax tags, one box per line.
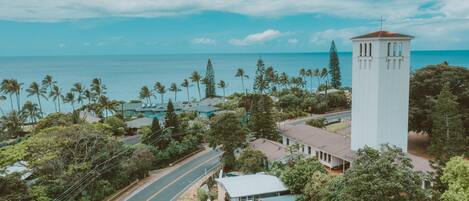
<box><xmin>1</xmin><ymin>50</ymin><xmax>469</xmax><ymax>114</ymax></box>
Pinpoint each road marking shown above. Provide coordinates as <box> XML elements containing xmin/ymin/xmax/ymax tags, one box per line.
<box><xmin>169</xmin><ymin>162</ymin><xmax>220</xmax><ymax>201</ymax></box>
<box><xmin>145</xmin><ymin>153</ymin><xmax>222</xmax><ymax>201</ymax></box>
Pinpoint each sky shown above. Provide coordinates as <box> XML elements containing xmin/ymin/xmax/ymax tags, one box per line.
<box><xmin>0</xmin><ymin>0</ymin><xmax>468</xmax><ymax>56</ymax></box>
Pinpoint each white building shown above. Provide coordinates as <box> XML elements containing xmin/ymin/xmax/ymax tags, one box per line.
<box><xmin>351</xmin><ymin>31</ymin><xmax>414</xmax><ymax>151</ymax></box>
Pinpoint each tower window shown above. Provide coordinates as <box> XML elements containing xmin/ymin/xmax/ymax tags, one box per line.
<box><xmin>369</xmin><ymin>43</ymin><xmax>372</xmax><ymax>57</ymax></box>
<box><xmin>364</xmin><ymin>43</ymin><xmax>367</xmax><ymax>56</ymax></box>
<box><xmin>393</xmin><ymin>42</ymin><xmax>397</xmax><ymax>56</ymax></box>
<box><xmin>387</xmin><ymin>42</ymin><xmax>391</xmax><ymax>56</ymax></box>
<box><xmin>360</xmin><ymin>43</ymin><xmax>363</xmax><ymax>56</ymax></box>
<box><xmin>399</xmin><ymin>42</ymin><xmax>403</xmax><ymax>56</ymax></box>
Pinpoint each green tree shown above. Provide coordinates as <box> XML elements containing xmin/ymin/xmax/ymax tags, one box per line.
<box><xmin>0</xmin><ymin>111</ymin><xmax>25</xmax><ymax>139</ymax></box>
<box><xmin>217</xmin><ymin>80</ymin><xmax>226</xmax><ymax>100</ymax></box>
<box><xmin>139</xmin><ymin>85</ymin><xmax>153</xmax><ymax>104</ymax></box>
<box><xmin>21</xmin><ymin>101</ymin><xmax>41</xmax><ymax>124</ymax></box>
<box><xmin>97</xmin><ymin>96</ymin><xmax>118</xmax><ymax>117</ymax></box>
<box><xmin>63</xmin><ymin>91</ymin><xmax>76</xmax><ymax>110</ymax></box>
<box><xmin>124</xmin><ymin>145</ymin><xmax>156</xmax><ymax>179</ymax></box>
<box><xmin>340</xmin><ymin>145</ymin><xmax>429</xmax><ymax>201</ymax></box>
<box><xmin>104</xmin><ymin>116</ymin><xmax>127</xmax><ymax>136</ymax></box>
<box><xmin>409</xmin><ymin>63</ymin><xmax>469</xmax><ymax>135</ymax></box>
<box><xmin>208</xmin><ymin>112</ymin><xmax>246</xmax><ymax>169</ymax></box>
<box><xmin>235</xmin><ymin>68</ymin><xmax>249</xmax><ymax>94</ymax></box>
<box><xmin>429</xmin><ymin>84</ymin><xmax>467</xmax><ymax>196</ymax></box>
<box><xmin>164</xmin><ymin>99</ymin><xmax>179</xmax><ymax>132</ymax></box>
<box><xmin>41</xmin><ymin>75</ymin><xmax>56</xmax><ymax>111</ymax></box>
<box><xmin>204</xmin><ymin>59</ymin><xmax>216</xmax><ymax>98</ymax></box>
<box><xmin>0</xmin><ymin>173</ymin><xmax>33</xmax><ymax>201</ymax></box>
<box><xmin>0</xmin><ymin>79</ymin><xmax>22</xmax><ymax>111</ymax></box>
<box><xmin>190</xmin><ymin>71</ymin><xmax>202</xmax><ymax>100</ymax></box>
<box><xmin>237</xmin><ymin>148</ymin><xmax>267</xmax><ymax>173</ymax></box>
<box><xmin>181</xmin><ymin>79</ymin><xmax>191</xmax><ymax>102</ymax></box>
<box><xmin>253</xmin><ymin>58</ymin><xmax>269</xmax><ymax>94</ymax></box>
<box><xmin>154</xmin><ymin>82</ymin><xmax>166</xmax><ymax>105</ymax></box>
<box><xmin>71</xmin><ymin>82</ymin><xmax>85</xmax><ymax>107</ymax></box>
<box><xmin>440</xmin><ymin>156</ymin><xmax>469</xmax><ymax>201</ymax></box>
<box><xmin>49</xmin><ymin>85</ymin><xmax>62</xmax><ymax>112</ymax></box>
<box><xmin>0</xmin><ymin>95</ymin><xmax>6</xmax><ymax>115</ymax></box>
<box><xmin>249</xmin><ymin>95</ymin><xmax>278</xmax><ymax>140</ymax></box>
<box><xmin>303</xmin><ymin>171</ymin><xmax>334</xmax><ymax>201</ymax></box>
<box><xmin>328</xmin><ymin>40</ymin><xmax>341</xmax><ymax>88</ymax></box>
<box><xmin>281</xmin><ymin>157</ymin><xmax>326</xmax><ymax>194</ymax></box>
<box><xmin>26</xmin><ymin>82</ymin><xmax>47</xmax><ymax>117</ymax></box>
<box><xmin>169</xmin><ymin>82</ymin><xmax>180</xmax><ymax>102</ymax></box>
<box><xmin>91</xmin><ymin>78</ymin><xmax>106</xmax><ymax>102</ymax></box>
<box><xmin>279</xmin><ymin>72</ymin><xmax>289</xmax><ymax>89</ymax></box>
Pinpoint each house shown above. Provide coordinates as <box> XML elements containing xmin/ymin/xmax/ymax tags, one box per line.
<box><xmin>125</xmin><ymin>117</ymin><xmax>154</xmax><ymax>134</ymax></box>
<box><xmin>216</xmin><ymin>173</ymin><xmax>294</xmax><ymax>201</ymax></box>
<box><xmin>249</xmin><ymin>138</ymin><xmax>289</xmax><ymax>165</ymax></box>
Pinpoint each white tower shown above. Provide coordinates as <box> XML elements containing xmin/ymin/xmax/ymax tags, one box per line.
<box><xmin>351</xmin><ymin>31</ymin><xmax>413</xmax><ymax>152</ymax></box>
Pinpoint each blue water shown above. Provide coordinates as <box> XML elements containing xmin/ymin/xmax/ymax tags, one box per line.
<box><xmin>1</xmin><ymin>51</ymin><xmax>468</xmax><ymax>114</ymax></box>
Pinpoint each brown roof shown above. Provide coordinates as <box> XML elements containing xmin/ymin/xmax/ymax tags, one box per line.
<box><xmin>280</xmin><ymin>124</ymin><xmax>356</xmax><ymax>162</ymax></box>
<box><xmin>352</xmin><ymin>31</ymin><xmax>414</xmax><ymax>39</ymax></box>
<box><xmin>249</xmin><ymin>138</ymin><xmax>288</xmax><ymax>161</ymax></box>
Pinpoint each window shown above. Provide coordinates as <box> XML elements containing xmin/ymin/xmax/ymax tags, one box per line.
<box><xmin>308</xmin><ymin>146</ymin><xmax>312</xmax><ymax>155</ymax></box>
<box><xmin>369</xmin><ymin>43</ymin><xmax>372</xmax><ymax>57</ymax></box>
<box><xmin>364</xmin><ymin>43</ymin><xmax>367</xmax><ymax>56</ymax></box>
<box><xmin>387</xmin><ymin>42</ymin><xmax>391</xmax><ymax>56</ymax></box>
<box><xmin>328</xmin><ymin>154</ymin><xmax>331</xmax><ymax>163</ymax></box>
<box><xmin>393</xmin><ymin>42</ymin><xmax>397</xmax><ymax>56</ymax></box>
<box><xmin>320</xmin><ymin>151</ymin><xmax>323</xmax><ymax>160</ymax></box>
<box><xmin>399</xmin><ymin>42</ymin><xmax>403</xmax><ymax>56</ymax></box>
<box><xmin>359</xmin><ymin>43</ymin><xmax>362</xmax><ymax>56</ymax></box>
<box><xmin>286</xmin><ymin>138</ymin><xmax>289</xmax><ymax>145</ymax></box>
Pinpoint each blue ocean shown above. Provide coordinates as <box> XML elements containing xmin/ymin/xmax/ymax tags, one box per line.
<box><xmin>1</xmin><ymin>51</ymin><xmax>468</xmax><ymax>113</ymax></box>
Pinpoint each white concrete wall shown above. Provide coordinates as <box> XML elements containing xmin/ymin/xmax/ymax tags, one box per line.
<box><xmin>351</xmin><ymin>37</ymin><xmax>411</xmax><ymax>152</ymax></box>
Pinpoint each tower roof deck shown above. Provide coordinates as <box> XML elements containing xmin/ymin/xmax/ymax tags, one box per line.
<box><xmin>352</xmin><ymin>31</ymin><xmax>414</xmax><ymax>40</ymax></box>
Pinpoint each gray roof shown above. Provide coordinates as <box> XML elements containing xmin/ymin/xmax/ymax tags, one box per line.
<box><xmin>216</xmin><ymin>174</ymin><xmax>288</xmax><ymax>198</ymax></box>
<box><xmin>126</xmin><ymin>117</ymin><xmax>153</xmax><ymax>128</ymax></box>
<box><xmin>408</xmin><ymin>153</ymin><xmax>434</xmax><ymax>173</ymax></box>
<box><xmin>249</xmin><ymin>138</ymin><xmax>288</xmax><ymax>161</ymax></box>
<box><xmin>281</xmin><ymin>124</ymin><xmax>356</xmax><ymax>162</ymax></box>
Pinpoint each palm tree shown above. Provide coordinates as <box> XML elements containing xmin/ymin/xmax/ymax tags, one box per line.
<box><xmin>26</xmin><ymin>82</ymin><xmax>47</xmax><ymax>117</ymax></box>
<box><xmin>217</xmin><ymin>80</ymin><xmax>226</xmax><ymax>101</ymax></box>
<box><xmin>279</xmin><ymin>72</ymin><xmax>289</xmax><ymax>89</ymax></box>
<box><xmin>321</xmin><ymin>67</ymin><xmax>329</xmax><ymax>105</ymax></box>
<box><xmin>314</xmin><ymin>68</ymin><xmax>321</xmax><ymax>91</ymax></box>
<box><xmin>21</xmin><ymin>101</ymin><xmax>41</xmax><ymax>124</ymax></box>
<box><xmin>190</xmin><ymin>71</ymin><xmax>202</xmax><ymax>101</ymax></box>
<box><xmin>7</xmin><ymin>79</ymin><xmax>23</xmax><ymax>111</ymax></box>
<box><xmin>0</xmin><ymin>95</ymin><xmax>6</xmax><ymax>115</ymax></box>
<box><xmin>305</xmin><ymin>69</ymin><xmax>313</xmax><ymax>92</ymax></box>
<box><xmin>139</xmin><ymin>86</ymin><xmax>153</xmax><ymax>104</ymax></box>
<box><xmin>91</xmin><ymin>78</ymin><xmax>106</xmax><ymax>102</ymax></box>
<box><xmin>169</xmin><ymin>83</ymin><xmax>180</xmax><ymax>102</ymax></box>
<box><xmin>235</xmin><ymin>68</ymin><xmax>249</xmax><ymax>94</ymax></box>
<box><xmin>154</xmin><ymin>82</ymin><xmax>166</xmax><ymax>105</ymax></box>
<box><xmin>42</xmin><ymin>75</ymin><xmax>56</xmax><ymax>111</ymax></box>
<box><xmin>0</xmin><ymin>111</ymin><xmax>25</xmax><ymax>138</ymax></box>
<box><xmin>50</xmin><ymin>85</ymin><xmax>63</xmax><ymax>112</ymax></box>
<box><xmin>97</xmin><ymin>96</ymin><xmax>118</xmax><ymax>117</ymax></box>
<box><xmin>83</xmin><ymin>89</ymin><xmax>93</xmax><ymax>106</ymax></box>
<box><xmin>63</xmin><ymin>91</ymin><xmax>76</xmax><ymax>111</ymax></box>
<box><xmin>1</xmin><ymin>79</ymin><xmax>15</xmax><ymax>111</ymax></box>
<box><xmin>71</xmin><ymin>82</ymin><xmax>85</xmax><ymax>107</ymax></box>
<box><xmin>181</xmin><ymin>79</ymin><xmax>191</xmax><ymax>102</ymax></box>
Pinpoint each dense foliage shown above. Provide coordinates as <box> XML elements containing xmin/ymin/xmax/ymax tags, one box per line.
<box><xmin>237</xmin><ymin>148</ymin><xmax>267</xmax><ymax>173</ymax></box>
<box><xmin>440</xmin><ymin>156</ymin><xmax>469</xmax><ymax>201</ymax></box>
<box><xmin>328</xmin><ymin>40</ymin><xmax>341</xmax><ymax>88</ymax></box>
<box><xmin>204</xmin><ymin>59</ymin><xmax>216</xmax><ymax>98</ymax></box>
<box><xmin>280</xmin><ymin>157</ymin><xmax>326</xmax><ymax>194</ymax></box>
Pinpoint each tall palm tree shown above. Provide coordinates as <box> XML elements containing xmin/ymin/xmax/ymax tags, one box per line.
<box><xmin>235</xmin><ymin>68</ymin><xmax>249</xmax><ymax>94</ymax></box>
<box><xmin>314</xmin><ymin>68</ymin><xmax>321</xmax><ymax>91</ymax></box>
<box><xmin>217</xmin><ymin>80</ymin><xmax>226</xmax><ymax>101</ymax></box>
<box><xmin>0</xmin><ymin>111</ymin><xmax>25</xmax><ymax>138</ymax></box>
<box><xmin>139</xmin><ymin>86</ymin><xmax>153</xmax><ymax>104</ymax></box>
<box><xmin>42</xmin><ymin>75</ymin><xmax>56</xmax><ymax>111</ymax></box>
<box><xmin>154</xmin><ymin>82</ymin><xmax>166</xmax><ymax>105</ymax></box>
<box><xmin>169</xmin><ymin>83</ymin><xmax>180</xmax><ymax>102</ymax></box>
<box><xmin>1</xmin><ymin>79</ymin><xmax>15</xmax><ymax>111</ymax></box>
<box><xmin>63</xmin><ymin>91</ymin><xmax>76</xmax><ymax>111</ymax></box>
<box><xmin>305</xmin><ymin>69</ymin><xmax>313</xmax><ymax>92</ymax></box>
<box><xmin>21</xmin><ymin>101</ymin><xmax>41</xmax><ymax>124</ymax></box>
<box><xmin>50</xmin><ymin>85</ymin><xmax>63</xmax><ymax>112</ymax></box>
<box><xmin>71</xmin><ymin>82</ymin><xmax>85</xmax><ymax>107</ymax></box>
<box><xmin>97</xmin><ymin>96</ymin><xmax>118</xmax><ymax>117</ymax></box>
<box><xmin>83</xmin><ymin>89</ymin><xmax>93</xmax><ymax>106</ymax></box>
<box><xmin>0</xmin><ymin>95</ymin><xmax>6</xmax><ymax>115</ymax></box>
<box><xmin>321</xmin><ymin>67</ymin><xmax>329</xmax><ymax>104</ymax></box>
<box><xmin>180</xmin><ymin>79</ymin><xmax>191</xmax><ymax>102</ymax></box>
<box><xmin>190</xmin><ymin>71</ymin><xmax>202</xmax><ymax>101</ymax></box>
<box><xmin>8</xmin><ymin>79</ymin><xmax>23</xmax><ymax>111</ymax></box>
<box><xmin>279</xmin><ymin>72</ymin><xmax>289</xmax><ymax>89</ymax></box>
<box><xmin>91</xmin><ymin>78</ymin><xmax>106</xmax><ymax>102</ymax></box>
<box><xmin>26</xmin><ymin>82</ymin><xmax>47</xmax><ymax>117</ymax></box>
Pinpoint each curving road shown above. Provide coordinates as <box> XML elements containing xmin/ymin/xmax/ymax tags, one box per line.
<box><xmin>126</xmin><ymin>149</ymin><xmax>221</xmax><ymax>201</ymax></box>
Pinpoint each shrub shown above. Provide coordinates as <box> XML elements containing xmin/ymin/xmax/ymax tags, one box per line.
<box><xmin>306</xmin><ymin>118</ymin><xmax>327</xmax><ymax>128</ymax></box>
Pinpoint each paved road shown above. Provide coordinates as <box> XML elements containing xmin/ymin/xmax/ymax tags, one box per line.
<box><xmin>126</xmin><ymin>149</ymin><xmax>221</xmax><ymax>201</ymax></box>
<box><xmin>289</xmin><ymin>110</ymin><xmax>351</xmax><ymax>126</ymax></box>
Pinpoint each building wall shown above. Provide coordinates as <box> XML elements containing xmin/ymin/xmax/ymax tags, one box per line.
<box><xmin>351</xmin><ymin>38</ymin><xmax>411</xmax><ymax>152</ymax></box>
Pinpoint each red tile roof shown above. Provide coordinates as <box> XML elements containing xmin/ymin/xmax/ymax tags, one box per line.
<box><xmin>352</xmin><ymin>31</ymin><xmax>414</xmax><ymax>39</ymax></box>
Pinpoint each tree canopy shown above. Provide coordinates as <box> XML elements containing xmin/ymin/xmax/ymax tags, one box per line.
<box><xmin>237</xmin><ymin>148</ymin><xmax>267</xmax><ymax>173</ymax></box>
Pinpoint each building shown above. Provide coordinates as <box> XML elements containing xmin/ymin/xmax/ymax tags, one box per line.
<box><xmin>249</xmin><ymin>138</ymin><xmax>289</xmax><ymax>165</ymax></box>
<box><xmin>351</xmin><ymin>31</ymin><xmax>413</xmax><ymax>151</ymax></box>
<box><xmin>216</xmin><ymin>173</ymin><xmax>295</xmax><ymax>201</ymax></box>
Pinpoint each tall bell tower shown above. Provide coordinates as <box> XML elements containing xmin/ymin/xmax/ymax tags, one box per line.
<box><xmin>351</xmin><ymin>31</ymin><xmax>414</xmax><ymax>152</ymax></box>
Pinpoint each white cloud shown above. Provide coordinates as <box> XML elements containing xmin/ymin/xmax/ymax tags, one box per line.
<box><xmin>287</xmin><ymin>38</ymin><xmax>299</xmax><ymax>44</ymax></box>
<box><xmin>0</xmin><ymin>0</ymin><xmax>431</xmax><ymax>22</ymax></box>
<box><xmin>230</xmin><ymin>29</ymin><xmax>282</xmax><ymax>46</ymax></box>
<box><xmin>310</xmin><ymin>27</ymin><xmax>371</xmax><ymax>50</ymax></box>
<box><xmin>191</xmin><ymin>37</ymin><xmax>216</xmax><ymax>45</ymax></box>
